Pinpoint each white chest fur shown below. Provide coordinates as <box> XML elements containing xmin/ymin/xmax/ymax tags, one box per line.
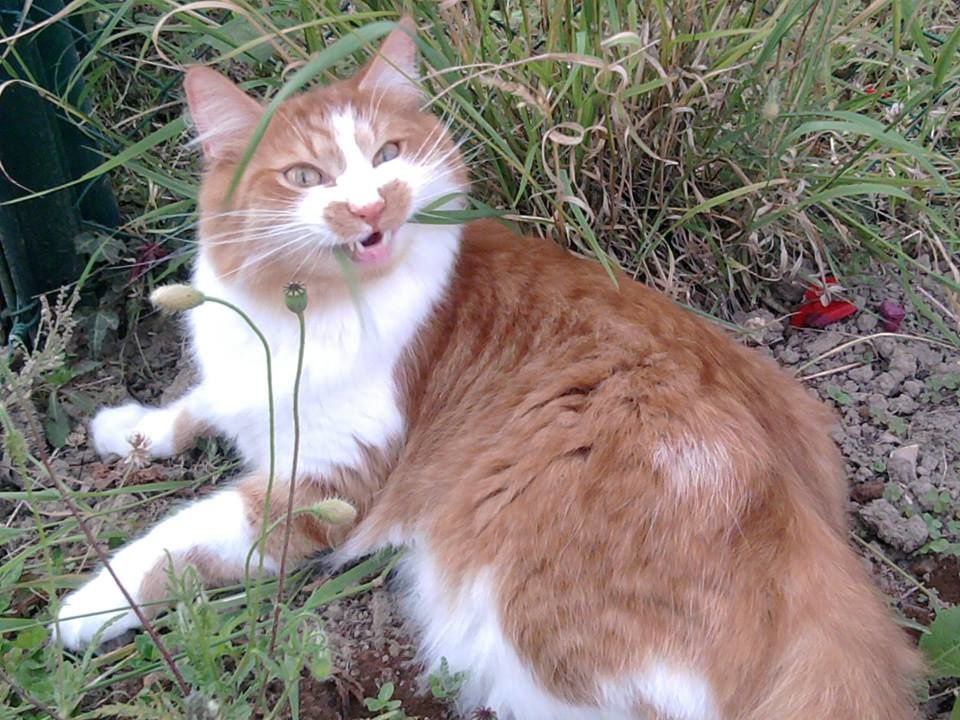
<box><xmin>186</xmin><ymin>224</ymin><xmax>460</xmax><ymax>479</ymax></box>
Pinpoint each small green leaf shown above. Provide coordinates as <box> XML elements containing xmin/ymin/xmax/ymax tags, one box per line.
<box><xmin>12</xmin><ymin>626</ymin><xmax>47</xmax><ymax>650</ymax></box>
<box><xmin>920</xmin><ymin>607</ymin><xmax>960</xmax><ymax>678</ymax></box>
<box><xmin>0</xmin><ymin>617</ymin><xmax>34</xmax><ymax>632</ymax></box>
<box><xmin>934</xmin><ymin>24</ymin><xmax>960</xmax><ymax>90</ymax></box>
<box><xmin>44</xmin><ymin>392</ymin><xmax>71</xmax><ymax>449</ymax></box>
<box><xmin>883</xmin><ymin>484</ymin><xmax>903</xmax><ymax>503</ymax></box>
<box><xmin>90</xmin><ymin>309</ymin><xmax>119</xmax><ymax>357</ymax></box>
<box><xmin>824</xmin><ymin>385</ymin><xmax>852</xmax><ymax>406</ymax></box>
<box><xmin>0</xmin><ymin>527</ymin><xmax>25</xmax><ymax>545</ymax></box>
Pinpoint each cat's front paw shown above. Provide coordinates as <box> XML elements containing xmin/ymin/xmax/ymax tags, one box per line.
<box><xmin>90</xmin><ymin>402</ymin><xmax>152</xmax><ymax>459</ymax></box>
<box><xmin>90</xmin><ymin>401</ymin><xmax>187</xmax><ymax>460</ymax></box>
<box><xmin>52</xmin><ymin>571</ymin><xmax>141</xmax><ymax>650</ymax></box>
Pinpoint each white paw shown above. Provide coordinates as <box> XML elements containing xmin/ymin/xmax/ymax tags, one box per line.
<box><xmin>90</xmin><ymin>402</ymin><xmax>151</xmax><ymax>459</ymax></box>
<box><xmin>90</xmin><ymin>401</ymin><xmax>184</xmax><ymax>460</ymax></box>
<box><xmin>52</xmin><ymin>571</ymin><xmax>141</xmax><ymax>650</ymax></box>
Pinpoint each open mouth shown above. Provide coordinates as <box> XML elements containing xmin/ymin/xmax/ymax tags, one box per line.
<box><xmin>347</xmin><ymin>231</ymin><xmax>391</xmax><ymax>264</ymax></box>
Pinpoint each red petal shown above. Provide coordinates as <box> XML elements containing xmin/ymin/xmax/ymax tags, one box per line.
<box><xmin>803</xmin><ymin>300</ymin><xmax>858</xmax><ymax>329</ymax></box>
<box><xmin>789</xmin><ymin>305</ymin><xmax>814</xmax><ymax>327</ymax></box>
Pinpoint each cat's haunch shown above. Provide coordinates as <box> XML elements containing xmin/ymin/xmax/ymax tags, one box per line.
<box><xmin>53</xmin><ymin>17</ymin><xmax>921</xmax><ymax>720</ymax></box>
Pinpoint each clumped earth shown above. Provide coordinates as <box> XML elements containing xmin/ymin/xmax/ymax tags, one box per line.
<box><xmin>5</xmin><ymin>258</ymin><xmax>958</xmax><ymax>719</ymax></box>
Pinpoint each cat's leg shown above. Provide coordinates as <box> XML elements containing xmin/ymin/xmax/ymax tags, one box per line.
<box><xmin>52</xmin><ymin>474</ymin><xmax>350</xmax><ymax>650</ymax></box>
<box><xmin>90</xmin><ymin>386</ymin><xmax>208</xmax><ymax>460</ymax></box>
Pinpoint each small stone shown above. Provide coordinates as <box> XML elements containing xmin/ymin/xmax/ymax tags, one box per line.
<box><xmin>858</xmin><ymin>499</ymin><xmax>928</xmax><ymax>553</ymax></box>
<box><xmin>888</xmin><ymin>348</ymin><xmax>918</xmax><ymax>381</ymax></box>
<box><xmin>901</xmin><ymin>380</ymin><xmax>924</xmax><ymax>399</ymax></box>
<box><xmin>857</xmin><ymin>313</ymin><xmax>879</xmax><ymax>333</ymax></box>
<box><xmin>848</xmin><ymin>365</ymin><xmax>875</xmax><ymax>383</ymax></box>
<box><xmin>888</xmin><ymin>444</ymin><xmax>920</xmax><ymax>487</ymax></box>
<box><xmin>872</xmin><ymin>397</ymin><xmax>890</xmax><ymax>411</ymax></box>
<box><xmin>807</xmin><ymin>331</ymin><xmax>845</xmax><ymax>358</ymax></box>
<box><xmin>874</xmin><ymin>372</ymin><xmax>901</xmax><ymax>397</ymax></box>
<box><xmin>876</xmin><ymin>338</ymin><xmax>897</xmax><ymax>360</ymax></box>
<box><xmin>888</xmin><ymin>395</ymin><xmax>918</xmax><ymax>415</ymax></box>
<box><xmin>913</xmin><ymin>480</ymin><xmax>940</xmax><ymax>511</ymax></box>
<box><xmin>851</xmin><ymin>479</ymin><xmax>885</xmax><ymax>503</ymax></box>
<box><xmin>878</xmin><ymin>432</ymin><xmax>901</xmax><ymax>445</ymax></box>
<box><xmin>778</xmin><ymin>348</ymin><xmax>801</xmax><ymax>365</ymax></box>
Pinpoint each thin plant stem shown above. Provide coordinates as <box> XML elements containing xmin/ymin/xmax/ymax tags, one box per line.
<box><xmin>268</xmin><ymin>297</ymin><xmax>306</xmax><ymax>659</ymax></box>
<box><xmin>267</xmin><ymin>312</ymin><xmax>306</xmax><ymax>655</ymax></box>
<box><xmin>2</xmin><ymin>367</ymin><xmax>190</xmax><ymax>696</ymax></box>
<box><xmin>200</xmin><ymin>297</ymin><xmax>278</xmax><ymax>674</ymax></box>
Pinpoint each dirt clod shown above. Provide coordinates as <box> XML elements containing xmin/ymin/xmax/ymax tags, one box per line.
<box><xmin>859</xmin><ymin>499</ymin><xmax>929</xmax><ymax>553</ymax></box>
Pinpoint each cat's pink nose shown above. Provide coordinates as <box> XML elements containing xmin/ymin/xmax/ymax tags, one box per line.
<box><xmin>348</xmin><ymin>199</ymin><xmax>385</xmax><ymax>227</ymax></box>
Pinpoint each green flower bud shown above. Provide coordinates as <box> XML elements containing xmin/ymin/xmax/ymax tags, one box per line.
<box><xmin>150</xmin><ymin>284</ymin><xmax>205</xmax><ymax>313</ymax></box>
<box><xmin>308</xmin><ymin>498</ymin><xmax>357</xmax><ymax>526</ymax></box>
<box><xmin>284</xmin><ymin>282</ymin><xmax>308</xmax><ymax>314</ymax></box>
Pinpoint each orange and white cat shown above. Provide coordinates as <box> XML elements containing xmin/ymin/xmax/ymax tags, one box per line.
<box><xmin>54</xmin><ymin>18</ymin><xmax>921</xmax><ymax>720</ymax></box>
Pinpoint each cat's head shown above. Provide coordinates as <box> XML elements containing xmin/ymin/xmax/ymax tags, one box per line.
<box><xmin>184</xmin><ymin>18</ymin><xmax>467</xmax><ymax>295</ymax></box>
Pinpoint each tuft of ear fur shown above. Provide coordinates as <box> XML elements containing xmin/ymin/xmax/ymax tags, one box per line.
<box><xmin>358</xmin><ymin>16</ymin><xmax>420</xmax><ymax>99</ymax></box>
<box><xmin>184</xmin><ymin>66</ymin><xmax>264</xmax><ymax>161</ymax></box>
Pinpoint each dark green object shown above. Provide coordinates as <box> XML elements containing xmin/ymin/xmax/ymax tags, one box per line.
<box><xmin>0</xmin><ymin>0</ymin><xmax>119</xmax><ymax>345</ymax></box>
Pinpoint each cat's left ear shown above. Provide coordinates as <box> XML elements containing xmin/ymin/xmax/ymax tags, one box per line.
<box><xmin>358</xmin><ymin>16</ymin><xmax>420</xmax><ymax>100</ymax></box>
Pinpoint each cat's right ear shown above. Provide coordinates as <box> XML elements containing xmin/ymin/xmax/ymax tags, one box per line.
<box><xmin>184</xmin><ymin>66</ymin><xmax>263</xmax><ymax>161</ymax></box>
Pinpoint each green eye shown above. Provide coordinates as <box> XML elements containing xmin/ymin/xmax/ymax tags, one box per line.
<box><xmin>283</xmin><ymin>165</ymin><xmax>324</xmax><ymax>187</ymax></box>
<box><xmin>373</xmin><ymin>142</ymin><xmax>400</xmax><ymax>166</ymax></box>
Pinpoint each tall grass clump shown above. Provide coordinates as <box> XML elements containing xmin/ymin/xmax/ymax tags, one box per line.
<box><xmin>1</xmin><ymin>0</ymin><xmax>959</xmax><ymax>717</ymax></box>
<box><xmin>4</xmin><ymin>0</ymin><xmax>957</xmax><ymax>316</ymax></box>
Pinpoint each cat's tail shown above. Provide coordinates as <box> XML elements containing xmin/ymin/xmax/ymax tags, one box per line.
<box><xmin>746</xmin><ymin>520</ymin><xmax>922</xmax><ymax>720</ymax></box>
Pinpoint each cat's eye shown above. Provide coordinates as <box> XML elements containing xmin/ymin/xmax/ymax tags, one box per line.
<box><xmin>373</xmin><ymin>142</ymin><xmax>401</xmax><ymax>166</ymax></box>
<box><xmin>283</xmin><ymin>165</ymin><xmax>324</xmax><ymax>188</ymax></box>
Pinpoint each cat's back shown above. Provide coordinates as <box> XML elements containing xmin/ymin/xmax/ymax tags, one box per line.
<box><xmin>434</xmin><ymin>219</ymin><xmax>845</xmax><ymax>529</ymax></box>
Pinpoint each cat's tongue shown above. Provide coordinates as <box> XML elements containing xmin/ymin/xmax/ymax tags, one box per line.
<box><xmin>348</xmin><ymin>231</ymin><xmax>390</xmax><ymax>264</ymax></box>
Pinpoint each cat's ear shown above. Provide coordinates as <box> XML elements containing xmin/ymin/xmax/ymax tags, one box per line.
<box><xmin>184</xmin><ymin>66</ymin><xmax>264</xmax><ymax>161</ymax></box>
<box><xmin>357</xmin><ymin>16</ymin><xmax>420</xmax><ymax>100</ymax></box>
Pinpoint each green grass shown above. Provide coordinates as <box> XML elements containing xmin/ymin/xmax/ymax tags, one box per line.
<box><xmin>2</xmin><ymin>0</ymin><xmax>960</xmax><ymax>717</ymax></box>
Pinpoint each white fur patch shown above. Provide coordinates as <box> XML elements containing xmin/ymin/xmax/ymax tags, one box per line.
<box><xmin>652</xmin><ymin>437</ymin><xmax>733</xmax><ymax>492</ymax></box>
<box><xmin>53</xmin><ymin>490</ymin><xmax>270</xmax><ymax>649</ymax></box>
<box><xmin>394</xmin><ymin>546</ymin><xmax>717</xmax><ymax>720</ymax></box>
<box><xmin>601</xmin><ymin>664</ymin><xmax>719</xmax><ymax>720</ymax></box>
<box><xmin>186</xmin><ymin>218</ymin><xmax>458</xmax><ymax>481</ymax></box>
